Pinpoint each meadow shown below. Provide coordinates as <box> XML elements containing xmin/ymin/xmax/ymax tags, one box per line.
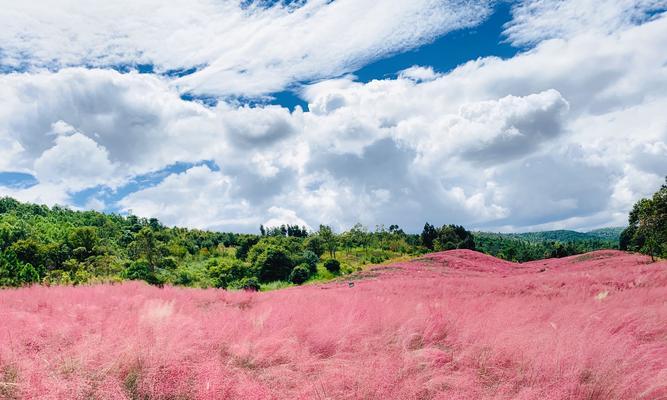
<box><xmin>1</xmin><ymin>249</ymin><xmax>665</xmax><ymax>399</ymax></box>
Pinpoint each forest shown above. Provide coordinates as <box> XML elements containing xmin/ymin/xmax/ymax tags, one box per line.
<box><xmin>0</xmin><ymin>194</ymin><xmax>635</xmax><ymax>288</ymax></box>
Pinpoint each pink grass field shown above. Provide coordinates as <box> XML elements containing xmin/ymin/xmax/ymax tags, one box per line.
<box><xmin>1</xmin><ymin>250</ymin><xmax>666</xmax><ymax>399</ymax></box>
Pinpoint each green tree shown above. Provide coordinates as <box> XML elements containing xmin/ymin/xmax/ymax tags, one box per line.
<box><xmin>421</xmin><ymin>223</ymin><xmax>438</xmax><ymax>250</ymax></box>
<box><xmin>621</xmin><ymin>177</ymin><xmax>667</xmax><ymax>261</ymax></box>
<box><xmin>123</xmin><ymin>259</ymin><xmax>160</xmax><ymax>285</ymax></box>
<box><xmin>208</xmin><ymin>259</ymin><xmax>252</xmax><ymax>288</ymax></box>
<box><xmin>67</xmin><ymin>227</ymin><xmax>99</xmax><ymax>259</ymax></box>
<box><xmin>304</xmin><ymin>235</ymin><xmax>324</xmax><ymax>258</ymax></box>
<box><xmin>131</xmin><ymin>228</ymin><xmax>163</xmax><ymax>270</ymax></box>
<box><xmin>318</xmin><ymin>225</ymin><xmax>337</xmax><ymax>259</ymax></box>
<box><xmin>251</xmin><ymin>245</ymin><xmax>294</xmax><ymax>282</ymax></box>
<box><xmin>296</xmin><ymin>250</ymin><xmax>319</xmax><ymax>275</ymax></box>
<box><xmin>0</xmin><ymin>250</ymin><xmax>38</xmax><ymax>287</ymax></box>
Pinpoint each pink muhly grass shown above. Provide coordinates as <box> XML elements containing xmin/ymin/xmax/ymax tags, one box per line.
<box><xmin>0</xmin><ymin>249</ymin><xmax>665</xmax><ymax>399</ymax></box>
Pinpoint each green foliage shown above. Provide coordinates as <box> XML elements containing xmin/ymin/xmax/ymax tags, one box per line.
<box><xmin>229</xmin><ymin>276</ymin><xmax>260</xmax><ymax>291</ymax></box>
<box><xmin>208</xmin><ymin>259</ymin><xmax>252</xmax><ymax>288</ymax></box>
<box><xmin>474</xmin><ymin>231</ymin><xmax>617</xmax><ymax>262</ymax></box>
<box><xmin>433</xmin><ymin>225</ymin><xmax>475</xmax><ymax>251</ymax></box>
<box><xmin>303</xmin><ymin>235</ymin><xmax>324</xmax><ymax>258</ymax></box>
<box><xmin>323</xmin><ymin>258</ymin><xmax>341</xmax><ymax>274</ymax></box>
<box><xmin>0</xmin><ymin>196</ymin><xmax>630</xmax><ymax>290</ymax></box>
<box><xmin>0</xmin><ymin>250</ymin><xmax>38</xmax><ymax>287</ymax></box>
<box><xmin>421</xmin><ymin>223</ymin><xmax>438</xmax><ymax>250</ymax></box>
<box><xmin>621</xmin><ymin>177</ymin><xmax>667</xmax><ymax>260</ymax></box>
<box><xmin>296</xmin><ymin>250</ymin><xmax>319</xmax><ymax>275</ymax></box>
<box><xmin>318</xmin><ymin>225</ymin><xmax>337</xmax><ymax>259</ymax></box>
<box><xmin>123</xmin><ymin>259</ymin><xmax>161</xmax><ymax>285</ymax></box>
<box><xmin>251</xmin><ymin>244</ymin><xmax>294</xmax><ymax>282</ymax></box>
<box><xmin>235</xmin><ymin>236</ymin><xmax>260</xmax><ymax>261</ymax></box>
<box><xmin>289</xmin><ymin>264</ymin><xmax>310</xmax><ymax>284</ymax></box>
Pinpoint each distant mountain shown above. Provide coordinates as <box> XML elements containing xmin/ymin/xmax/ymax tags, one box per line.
<box><xmin>472</xmin><ymin>228</ymin><xmax>622</xmax><ymax>262</ymax></box>
<box><xmin>478</xmin><ymin>228</ymin><xmax>624</xmax><ymax>244</ymax></box>
<box><xmin>585</xmin><ymin>227</ymin><xmax>625</xmax><ymax>241</ymax></box>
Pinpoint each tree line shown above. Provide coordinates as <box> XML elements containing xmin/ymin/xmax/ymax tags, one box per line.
<box><xmin>0</xmin><ymin>195</ymin><xmax>629</xmax><ymax>288</ymax></box>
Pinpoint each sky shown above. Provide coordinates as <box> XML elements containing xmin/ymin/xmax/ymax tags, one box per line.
<box><xmin>1</xmin><ymin>0</ymin><xmax>666</xmax><ymax>233</ymax></box>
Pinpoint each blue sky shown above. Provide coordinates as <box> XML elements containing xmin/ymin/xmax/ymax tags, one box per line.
<box><xmin>1</xmin><ymin>0</ymin><xmax>666</xmax><ymax>232</ymax></box>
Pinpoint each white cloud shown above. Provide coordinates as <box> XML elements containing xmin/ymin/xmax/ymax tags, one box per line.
<box><xmin>398</xmin><ymin>66</ymin><xmax>439</xmax><ymax>82</ymax></box>
<box><xmin>1</xmin><ymin>2</ymin><xmax>666</xmax><ymax>233</ymax></box>
<box><xmin>118</xmin><ymin>165</ymin><xmax>256</xmax><ymax>231</ymax></box>
<box><xmin>263</xmin><ymin>206</ymin><xmax>311</xmax><ymax>231</ymax></box>
<box><xmin>504</xmin><ymin>0</ymin><xmax>666</xmax><ymax>46</ymax></box>
<box><xmin>33</xmin><ymin>127</ymin><xmax>116</xmax><ymax>191</ymax></box>
<box><xmin>0</xmin><ymin>0</ymin><xmax>492</xmax><ymax>96</ymax></box>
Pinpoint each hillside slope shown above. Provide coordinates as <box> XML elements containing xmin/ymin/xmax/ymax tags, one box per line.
<box><xmin>0</xmin><ymin>250</ymin><xmax>665</xmax><ymax>399</ymax></box>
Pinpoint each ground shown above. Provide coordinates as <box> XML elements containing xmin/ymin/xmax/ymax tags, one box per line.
<box><xmin>0</xmin><ymin>250</ymin><xmax>665</xmax><ymax>399</ymax></box>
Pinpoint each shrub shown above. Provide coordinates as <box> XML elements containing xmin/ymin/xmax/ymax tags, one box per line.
<box><xmin>323</xmin><ymin>258</ymin><xmax>340</xmax><ymax>274</ymax></box>
<box><xmin>159</xmin><ymin>256</ymin><xmax>178</xmax><ymax>270</ymax></box>
<box><xmin>173</xmin><ymin>268</ymin><xmax>195</xmax><ymax>286</ymax></box>
<box><xmin>0</xmin><ymin>250</ymin><xmax>39</xmax><ymax>287</ymax></box>
<box><xmin>252</xmin><ymin>245</ymin><xmax>293</xmax><ymax>282</ymax></box>
<box><xmin>289</xmin><ymin>264</ymin><xmax>310</xmax><ymax>284</ymax></box>
<box><xmin>297</xmin><ymin>250</ymin><xmax>319</xmax><ymax>275</ymax></box>
<box><xmin>123</xmin><ymin>259</ymin><xmax>160</xmax><ymax>285</ymax></box>
<box><xmin>229</xmin><ymin>276</ymin><xmax>260</xmax><ymax>291</ymax></box>
<box><xmin>208</xmin><ymin>259</ymin><xmax>251</xmax><ymax>288</ymax></box>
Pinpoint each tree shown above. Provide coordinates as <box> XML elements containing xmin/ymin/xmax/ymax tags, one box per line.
<box><xmin>319</xmin><ymin>225</ymin><xmax>337</xmax><ymax>259</ymax></box>
<box><xmin>0</xmin><ymin>250</ymin><xmax>39</xmax><ymax>287</ymax></box>
<box><xmin>208</xmin><ymin>259</ymin><xmax>251</xmax><ymax>289</ymax></box>
<box><xmin>621</xmin><ymin>177</ymin><xmax>667</xmax><ymax>261</ymax></box>
<box><xmin>131</xmin><ymin>228</ymin><xmax>163</xmax><ymax>270</ymax></box>
<box><xmin>236</xmin><ymin>236</ymin><xmax>260</xmax><ymax>261</ymax></box>
<box><xmin>297</xmin><ymin>250</ymin><xmax>319</xmax><ymax>275</ymax></box>
<box><xmin>251</xmin><ymin>245</ymin><xmax>294</xmax><ymax>282</ymax></box>
<box><xmin>67</xmin><ymin>226</ymin><xmax>100</xmax><ymax>261</ymax></box>
<box><xmin>433</xmin><ymin>225</ymin><xmax>475</xmax><ymax>251</ymax></box>
<box><xmin>123</xmin><ymin>259</ymin><xmax>160</xmax><ymax>285</ymax></box>
<box><xmin>304</xmin><ymin>235</ymin><xmax>324</xmax><ymax>258</ymax></box>
<box><xmin>421</xmin><ymin>223</ymin><xmax>438</xmax><ymax>250</ymax></box>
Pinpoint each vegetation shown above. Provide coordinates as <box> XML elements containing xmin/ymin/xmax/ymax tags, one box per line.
<box><xmin>1</xmin><ymin>249</ymin><xmax>664</xmax><ymax>399</ymax></box>
<box><xmin>473</xmin><ymin>230</ymin><xmax>620</xmax><ymax>262</ymax></box>
<box><xmin>0</xmin><ymin>196</ymin><xmax>626</xmax><ymax>288</ymax></box>
<box><xmin>620</xmin><ymin>176</ymin><xmax>667</xmax><ymax>260</ymax></box>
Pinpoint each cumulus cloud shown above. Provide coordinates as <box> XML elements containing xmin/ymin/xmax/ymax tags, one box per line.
<box><xmin>119</xmin><ymin>165</ymin><xmax>256</xmax><ymax>231</ymax></box>
<box><xmin>1</xmin><ymin>1</ymin><xmax>666</xmax><ymax>232</ymax></box>
<box><xmin>33</xmin><ymin>127</ymin><xmax>116</xmax><ymax>191</ymax></box>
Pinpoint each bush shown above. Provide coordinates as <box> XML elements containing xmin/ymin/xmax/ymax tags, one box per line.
<box><xmin>0</xmin><ymin>250</ymin><xmax>39</xmax><ymax>287</ymax></box>
<box><xmin>289</xmin><ymin>264</ymin><xmax>310</xmax><ymax>284</ymax></box>
<box><xmin>229</xmin><ymin>276</ymin><xmax>260</xmax><ymax>291</ymax></box>
<box><xmin>297</xmin><ymin>250</ymin><xmax>319</xmax><ymax>275</ymax></box>
<box><xmin>173</xmin><ymin>268</ymin><xmax>195</xmax><ymax>286</ymax></box>
<box><xmin>159</xmin><ymin>256</ymin><xmax>178</xmax><ymax>270</ymax></box>
<box><xmin>323</xmin><ymin>258</ymin><xmax>341</xmax><ymax>274</ymax></box>
<box><xmin>123</xmin><ymin>259</ymin><xmax>160</xmax><ymax>285</ymax></box>
<box><xmin>208</xmin><ymin>259</ymin><xmax>251</xmax><ymax>288</ymax></box>
<box><xmin>252</xmin><ymin>245</ymin><xmax>293</xmax><ymax>282</ymax></box>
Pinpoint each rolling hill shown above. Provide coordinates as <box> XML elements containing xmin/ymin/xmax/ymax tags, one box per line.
<box><xmin>0</xmin><ymin>249</ymin><xmax>664</xmax><ymax>399</ymax></box>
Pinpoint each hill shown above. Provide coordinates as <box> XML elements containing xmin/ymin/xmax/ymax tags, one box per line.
<box><xmin>472</xmin><ymin>229</ymin><xmax>619</xmax><ymax>262</ymax></box>
<box><xmin>1</xmin><ymin>250</ymin><xmax>665</xmax><ymax>399</ymax></box>
<box><xmin>0</xmin><ymin>196</ymin><xmax>622</xmax><ymax>289</ymax></box>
